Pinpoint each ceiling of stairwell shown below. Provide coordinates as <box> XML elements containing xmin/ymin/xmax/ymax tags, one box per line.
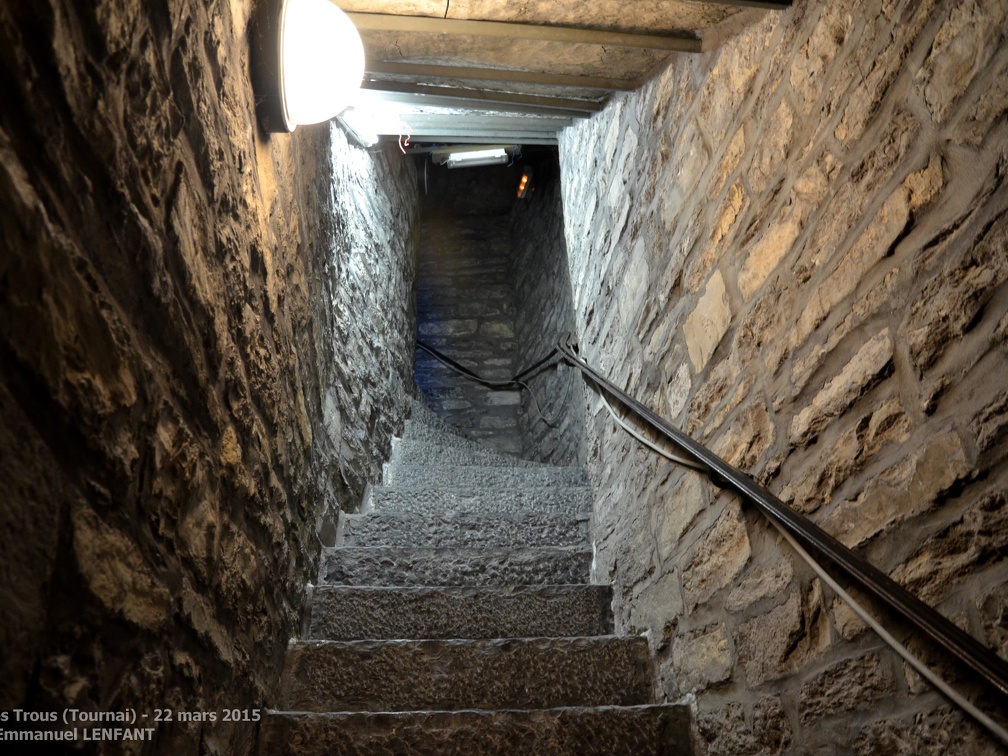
<box><xmin>336</xmin><ymin>0</ymin><xmax>790</xmax><ymax>148</ymax></box>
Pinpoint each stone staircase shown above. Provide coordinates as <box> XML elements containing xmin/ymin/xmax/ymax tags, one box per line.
<box><xmin>259</xmin><ymin>401</ymin><xmax>692</xmax><ymax>754</ymax></box>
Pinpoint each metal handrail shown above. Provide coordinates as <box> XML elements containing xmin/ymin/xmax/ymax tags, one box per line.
<box><xmin>415</xmin><ymin>334</ymin><xmax>1008</xmax><ymax>701</ymax></box>
<box><xmin>553</xmin><ymin>338</ymin><xmax>1008</xmax><ymax>701</ymax></box>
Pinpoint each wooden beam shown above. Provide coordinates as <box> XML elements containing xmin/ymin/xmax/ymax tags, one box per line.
<box><xmin>361</xmin><ymin>81</ymin><xmax>604</xmax><ymax>113</ymax></box>
<box><xmin>687</xmin><ymin>0</ymin><xmax>791</xmax><ymax>9</ymax></box>
<box><xmin>389</xmin><ymin>114</ymin><xmax>573</xmax><ymax>130</ymax></box>
<box><xmin>347</xmin><ymin>12</ymin><xmax>702</xmax><ymax>52</ymax></box>
<box><xmin>354</xmin><ymin>88</ymin><xmax>589</xmax><ymax>119</ymax></box>
<box><xmin>387</xmin><ymin>124</ymin><xmax>563</xmax><ymax>138</ymax></box>
<box><xmin>397</xmin><ymin>134</ymin><xmax>559</xmax><ymax>146</ymax></box>
<box><xmin>366</xmin><ymin>62</ymin><xmax>636</xmax><ymax>91</ymax></box>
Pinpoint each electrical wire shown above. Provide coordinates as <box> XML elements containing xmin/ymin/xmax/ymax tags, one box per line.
<box><xmin>593</xmin><ymin>382</ymin><xmax>707</xmax><ymax>472</ymax></box>
<box><xmin>517</xmin><ymin>362</ymin><xmax>576</xmax><ymax>429</ymax></box>
<box><xmin>398</xmin><ymin>120</ymin><xmax>413</xmax><ymax>154</ymax></box>
<box><xmin>771</xmin><ymin>518</ymin><xmax>1008</xmax><ymax>748</ymax></box>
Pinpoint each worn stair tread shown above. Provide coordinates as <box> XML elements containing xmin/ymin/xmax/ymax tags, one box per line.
<box><xmin>392</xmin><ymin>437</ymin><xmax>538</xmax><ymax>468</ymax></box>
<box><xmin>406</xmin><ymin>400</ymin><xmax>476</xmax><ymax>439</ymax></box>
<box><xmin>320</xmin><ymin>546</ymin><xmax>593</xmax><ymax>587</ymax></box>
<box><xmin>306</xmin><ymin>584</ymin><xmax>614</xmax><ymax>640</ymax></box>
<box><xmin>337</xmin><ymin>511</ymin><xmax>591</xmax><ymax>549</ymax></box>
<box><xmin>384</xmin><ymin>462</ymin><xmax>588</xmax><ymax>489</ymax></box>
<box><xmin>258</xmin><ymin>705</ymin><xmax>692</xmax><ymax>756</ymax></box>
<box><xmin>277</xmin><ymin>636</ymin><xmax>654</xmax><ymax>712</ymax></box>
<box><xmin>368</xmin><ymin>484</ymin><xmax>592</xmax><ymax>515</ymax></box>
<box><xmin>402</xmin><ymin>416</ymin><xmax>504</xmax><ymax>451</ymax></box>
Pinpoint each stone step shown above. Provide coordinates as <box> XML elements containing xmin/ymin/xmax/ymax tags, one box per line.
<box><xmin>392</xmin><ymin>436</ymin><xmax>537</xmax><ymax>468</ymax></box>
<box><xmin>402</xmin><ymin>417</ymin><xmax>491</xmax><ymax>451</ymax></box>
<box><xmin>407</xmin><ymin>399</ymin><xmax>470</xmax><ymax>437</ymax></box>
<box><xmin>319</xmin><ymin>546</ymin><xmax>592</xmax><ymax>587</ymax></box>
<box><xmin>383</xmin><ymin>462</ymin><xmax>589</xmax><ymax>489</ymax></box>
<box><xmin>368</xmin><ymin>484</ymin><xmax>593</xmax><ymax>515</ymax></box>
<box><xmin>337</xmin><ymin>511</ymin><xmax>591</xmax><ymax>549</ymax></box>
<box><xmin>306</xmin><ymin>584</ymin><xmax>614</xmax><ymax>640</ymax></box>
<box><xmin>259</xmin><ymin>705</ymin><xmax>692</xmax><ymax>755</ymax></box>
<box><xmin>277</xmin><ymin>636</ymin><xmax>654</xmax><ymax>712</ymax></box>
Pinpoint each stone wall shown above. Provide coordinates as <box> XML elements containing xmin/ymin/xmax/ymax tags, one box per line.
<box><xmin>0</xmin><ymin>1</ymin><xmax>418</xmax><ymax>752</ymax></box>
<box><xmin>559</xmin><ymin>0</ymin><xmax>1008</xmax><ymax>752</ymax></box>
<box><xmin>510</xmin><ymin>153</ymin><xmax>586</xmax><ymax>466</ymax></box>
<box><xmin>416</xmin><ymin>163</ymin><xmax>523</xmax><ymax>454</ymax></box>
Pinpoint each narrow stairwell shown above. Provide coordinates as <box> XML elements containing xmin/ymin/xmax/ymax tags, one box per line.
<box><xmin>259</xmin><ymin>400</ymin><xmax>692</xmax><ymax>754</ymax></box>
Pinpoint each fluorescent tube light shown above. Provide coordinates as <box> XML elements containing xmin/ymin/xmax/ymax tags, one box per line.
<box><xmin>445</xmin><ymin>148</ymin><xmax>509</xmax><ymax>169</ymax></box>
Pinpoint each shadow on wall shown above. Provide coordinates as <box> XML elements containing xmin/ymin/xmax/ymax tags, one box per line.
<box><xmin>0</xmin><ymin>1</ymin><xmax>418</xmax><ymax>753</ymax></box>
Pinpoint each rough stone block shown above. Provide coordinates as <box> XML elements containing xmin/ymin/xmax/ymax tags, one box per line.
<box><xmin>258</xmin><ymin>705</ymin><xmax>693</xmax><ymax>756</ymax></box>
<box><xmin>914</xmin><ymin>0</ymin><xmax>1008</xmax><ymax>124</ymax></box>
<box><xmin>780</xmin><ymin>397</ymin><xmax>910</xmax><ymax>513</ymax></box>
<box><xmin>320</xmin><ymin>546</ymin><xmax>593</xmax><ymax>587</ymax></box>
<box><xmin>307</xmin><ymin>584</ymin><xmax>614</xmax><ymax>641</ymax></box>
<box><xmin>737</xmin><ymin>205</ymin><xmax>803</xmax><ymax>301</ymax></box>
<box><xmin>651</xmin><ymin>474</ymin><xmax>709</xmax><ymax>562</ymax></box>
<box><xmin>854</xmin><ymin>704</ymin><xmax>1001</xmax><ymax>755</ymax></box>
<box><xmin>696</xmin><ymin>695</ymin><xmax>792</xmax><ymax>756</ymax></box>
<box><xmin>338</xmin><ymin>511</ymin><xmax>590</xmax><ymax>549</ymax></box>
<box><xmin>900</xmin><ymin>210</ymin><xmax>1008</xmax><ymax>373</ymax></box>
<box><xmin>671</xmin><ymin>623</ymin><xmax>732</xmax><ymax>693</ymax></box>
<box><xmin>391</xmin><ymin>437</ymin><xmax>535</xmax><ymax>468</ymax></box>
<box><xmin>795</xmin><ymin>187</ymin><xmax>909</xmax><ymax>347</ymax></box>
<box><xmin>368</xmin><ymin>484</ymin><xmax>593</xmax><ymax>515</ymax></box>
<box><xmin>790</xmin><ymin>329</ymin><xmax>893</xmax><ymax>446</ymax></box>
<box><xmin>627</xmin><ymin>570</ymin><xmax>684</xmax><ymax>644</ymax></box>
<box><xmin>682</xmin><ymin>503</ymin><xmax>751</xmax><ymax>611</ymax></box>
<box><xmin>384</xmin><ymin>462</ymin><xmax>588</xmax><ymax>489</ymax></box>
<box><xmin>972</xmin><ymin>389</ymin><xmax>1008</xmax><ymax>452</ymax></box>
<box><xmin>892</xmin><ymin>489</ymin><xmax>1007</xmax><ymax>603</ymax></box>
<box><xmin>734</xmin><ymin>590</ymin><xmax>804</xmax><ymax>687</ymax></box>
<box><xmin>710</xmin><ymin>401</ymin><xmax>774</xmax><ymax>469</ymax></box>
<box><xmin>799</xmin><ymin>653</ymin><xmax>895</xmax><ymax>724</ymax></box>
<box><xmin>789</xmin><ymin>4</ymin><xmax>854</xmax><ymax>115</ymax></box>
<box><xmin>71</xmin><ymin>503</ymin><xmax>170</xmax><ymax>631</ymax></box>
<box><xmin>823</xmin><ymin>428</ymin><xmax>971</xmax><ymax>548</ymax></box>
<box><xmin>684</xmin><ymin>270</ymin><xmax>732</xmax><ymax>371</ymax></box>
<box><xmin>277</xmin><ymin>636</ymin><xmax>654</xmax><ymax>711</ymax></box>
<box><xmin>831</xmin><ymin>597</ymin><xmax>867</xmax><ymax>641</ymax></box>
<box><xmin>725</xmin><ymin>558</ymin><xmax>794</xmax><ymax>613</ymax></box>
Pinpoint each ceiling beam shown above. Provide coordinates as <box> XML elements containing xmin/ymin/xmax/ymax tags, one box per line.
<box><xmin>689</xmin><ymin>0</ymin><xmax>791</xmax><ymax>8</ymax></box>
<box><xmin>361</xmin><ymin>81</ymin><xmax>604</xmax><ymax>113</ymax></box>
<box><xmin>387</xmin><ymin>124</ymin><xmax>563</xmax><ymax>138</ymax></box>
<box><xmin>346</xmin><ymin>13</ymin><xmax>701</xmax><ymax>52</ymax></box>
<box><xmin>366</xmin><ymin>62</ymin><xmax>637</xmax><ymax>91</ymax></box>
<box><xmin>354</xmin><ymin>88</ymin><xmax>589</xmax><ymax>119</ymax></box>
<box><xmin>397</xmin><ymin>134</ymin><xmax>559</xmax><ymax>146</ymax></box>
<box><xmin>388</xmin><ymin>114</ymin><xmax>573</xmax><ymax>130</ymax></box>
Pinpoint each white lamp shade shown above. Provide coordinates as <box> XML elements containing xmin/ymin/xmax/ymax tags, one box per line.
<box><xmin>280</xmin><ymin>0</ymin><xmax>364</xmax><ymax>128</ymax></box>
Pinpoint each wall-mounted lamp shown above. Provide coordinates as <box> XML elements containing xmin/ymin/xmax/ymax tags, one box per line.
<box><xmin>251</xmin><ymin>0</ymin><xmax>365</xmax><ymax>133</ymax></box>
<box><xmin>517</xmin><ymin>166</ymin><xmax>533</xmax><ymax>198</ymax></box>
